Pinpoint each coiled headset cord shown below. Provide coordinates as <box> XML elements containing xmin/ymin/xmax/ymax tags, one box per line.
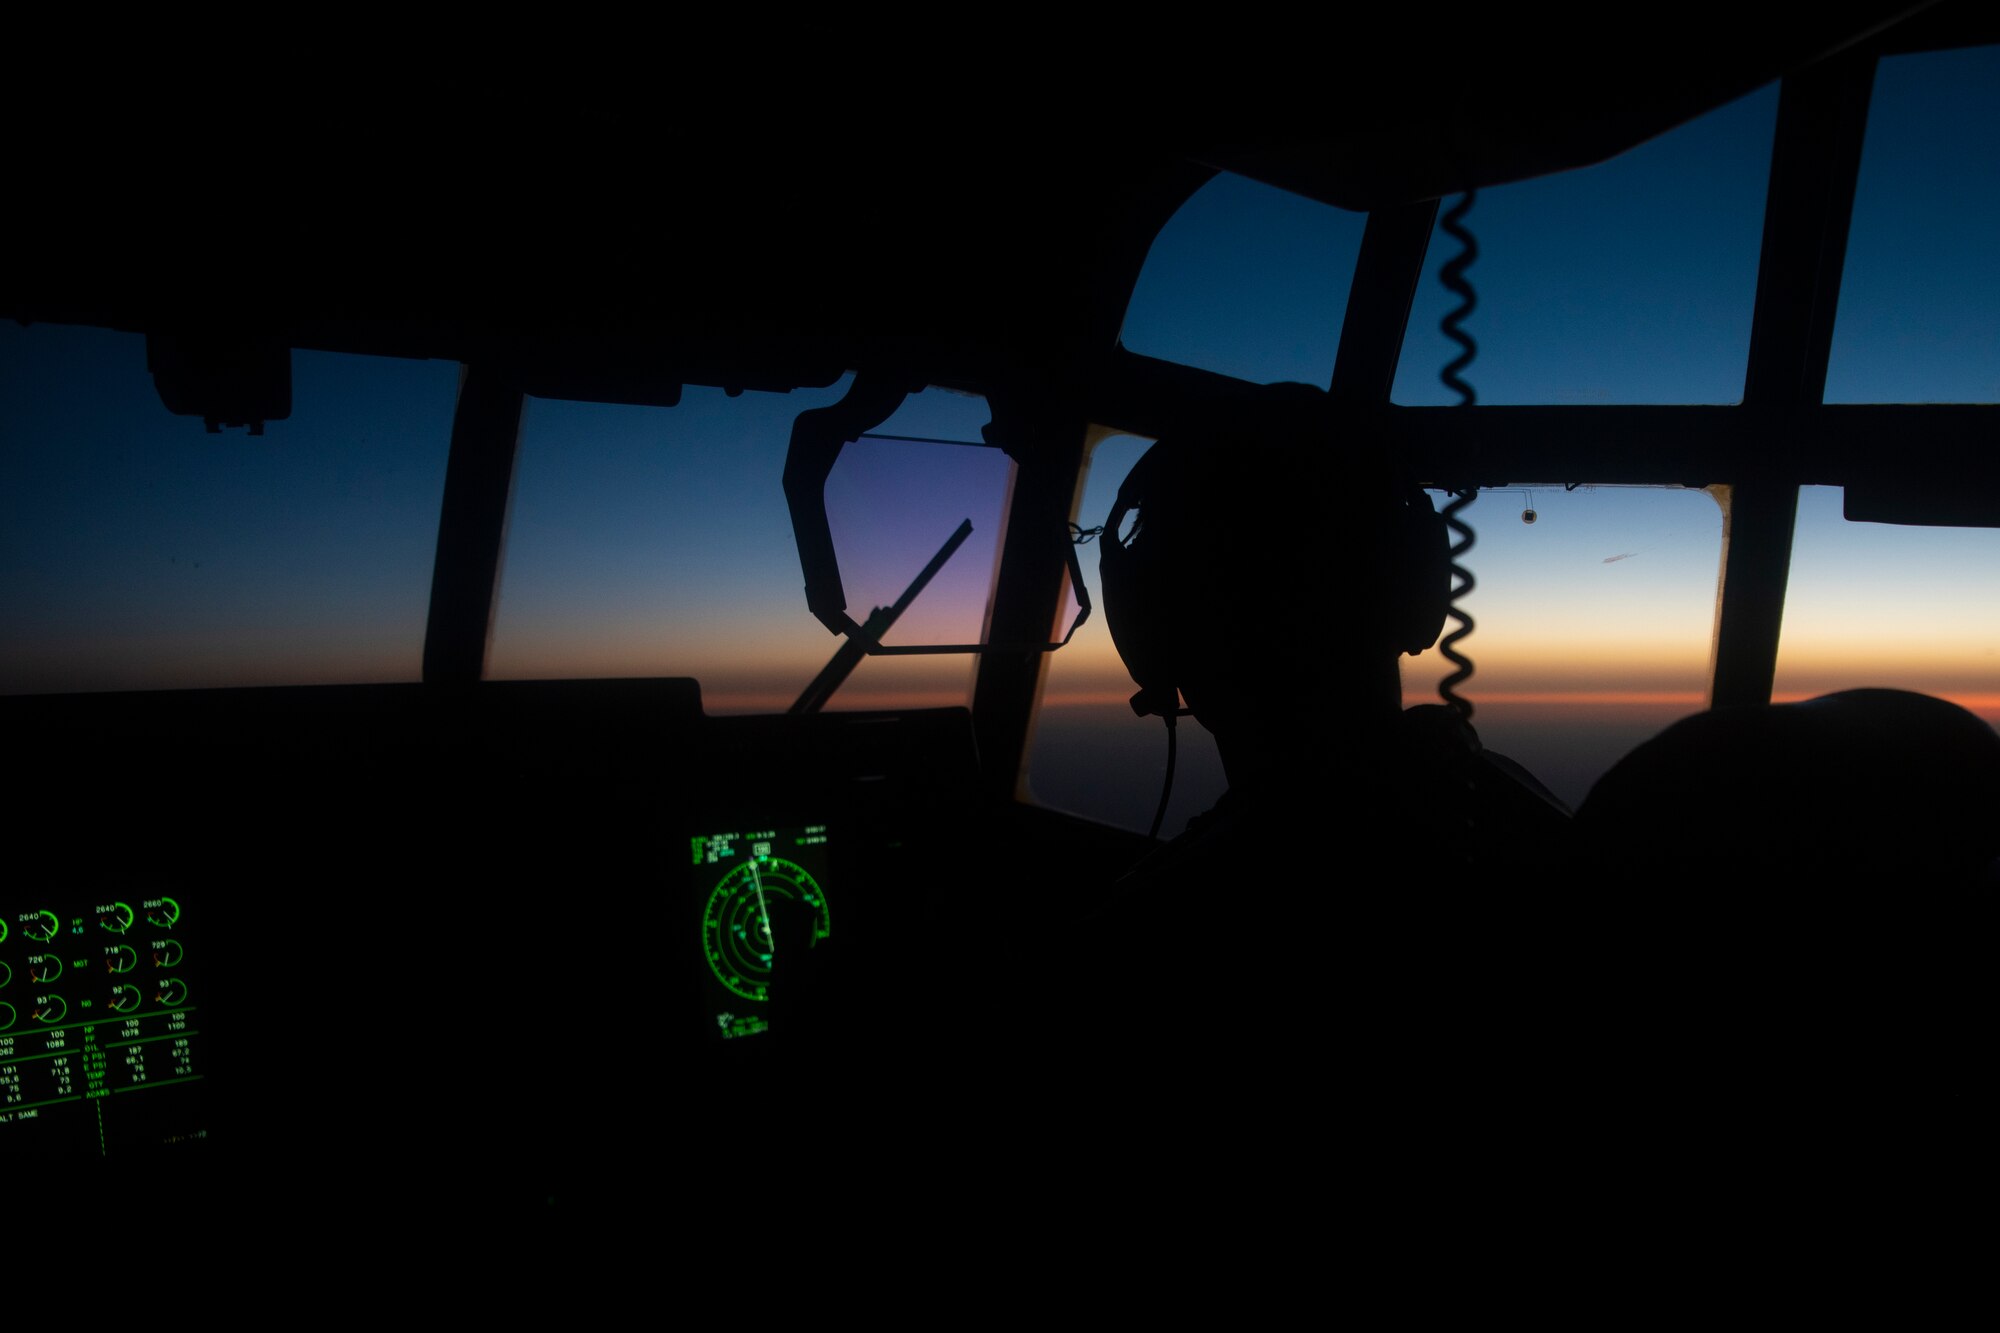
<box><xmin>1436</xmin><ymin>190</ymin><xmax>1480</xmax><ymax>722</ymax></box>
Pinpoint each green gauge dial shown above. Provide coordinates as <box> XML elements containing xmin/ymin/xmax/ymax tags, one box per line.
<box><xmin>144</xmin><ymin>897</ymin><xmax>180</xmax><ymax>929</ymax></box>
<box><xmin>0</xmin><ymin>961</ymin><xmax>9</xmax><ymax>989</ymax></box>
<box><xmin>0</xmin><ymin>1001</ymin><xmax>13</xmax><ymax>1031</ymax></box>
<box><xmin>21</xmin><ymin>911</ymin><xmax>58</xmax><ymax>944</ymax></box>
<box><xmin>33</xmin><ymin>995</ymin><xmax>67</xmax><ymax>1024</ymax></box>
<box><xmin>110</xmin><ymin>985</ymin><xmax>142</xmax><ymax>1013</ymax></box>
<box><xmin>702</xmin><ymin>855</ymin><xmax>830</xmax><ymax>1003</ymax></box>
<box><xmin>0</xmin><ymin>917</ymin><xmax>7</xmax><ymax>945</ymax></box>
<box><xmin>97</xmin><ymin>902</ymin><xmax>134</xmax><ymax>934</ymax></box>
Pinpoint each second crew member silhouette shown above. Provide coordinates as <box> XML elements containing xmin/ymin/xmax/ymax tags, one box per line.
<box><xmin>1079</xmin><ymin>383</ymin><xmax>1569</xmax><ymax>1071</ymax></box>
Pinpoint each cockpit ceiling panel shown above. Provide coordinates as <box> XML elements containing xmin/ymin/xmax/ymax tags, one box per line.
<box><xmin>7</xmin><ymin>5</ymin><xmax>1956</xmax><ymax>371</ymax></box>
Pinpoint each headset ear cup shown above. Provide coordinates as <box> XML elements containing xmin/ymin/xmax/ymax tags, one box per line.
<box><xmin>1397</xmin><ymin>492</ymin><xmax>1452</xmax><ymax>655</ymax></box>
<box><xmin>1101</xmin><ymin>527</ymin><xmax>1180</xmax><ymax>717</ymax></box>
<box><xmin>1101</xmin><ymin>442</ymin><xmax>1182</xmax><ymax>718</ymax></box>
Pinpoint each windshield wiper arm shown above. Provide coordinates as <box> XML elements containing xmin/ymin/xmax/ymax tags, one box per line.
<box><xmin>790</xmin><ymin>519</ymin><xmax>973</xmax><ymax>715</ymax></box>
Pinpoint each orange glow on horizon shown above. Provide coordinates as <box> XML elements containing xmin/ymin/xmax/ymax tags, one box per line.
<box><xmin>704</xmin><ymin>688</ymin><xmax>976</xmax><ymax>714</ymax></box>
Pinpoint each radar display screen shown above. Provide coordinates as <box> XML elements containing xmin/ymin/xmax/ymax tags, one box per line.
<box><xmin>1</xmin><ymin>887</ymin><xmax>206</xmax><ymax>1159</ymax></box>
<box><xmin>694</xmin><ymin>824</ymin><xmax>831</xmax><ymax>1040</ymax></box>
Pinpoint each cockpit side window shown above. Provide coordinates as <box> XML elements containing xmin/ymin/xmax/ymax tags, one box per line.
<box><xmin>1775</xmin><ymin>487</ymin><xmax>2000</xmax><ymax>723</ymax></box>
<box><xmin>0</xmin><ymin>323</ymin><xmax>457</xmax><ymax>694</ymax></box>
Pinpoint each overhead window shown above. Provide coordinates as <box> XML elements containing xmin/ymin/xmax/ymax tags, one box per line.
<box><xmin>1392</xmin><ymin>83</ymin><xmax>1777</xmax><ymax>405</ymax></box>
<box><xmin>1825</xmin><ymin>43</ymin><xmax>2000</xmax><ymax>403</ymax></box>
<box><xmin>0</xmin><ymin>323</ymin><xmax>457</xmax><ymax>694</ymax></box>
<box><xmin>1119</xmin><ymin>171</ymin><xmax>1368</xmax><ymax>385</ymax></box>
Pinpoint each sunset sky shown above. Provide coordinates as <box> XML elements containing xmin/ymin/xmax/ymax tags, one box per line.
<box><xmin>2</xmin><ymin>44</ymin><xmax>1995</xmax><ymax>827</ymax></box>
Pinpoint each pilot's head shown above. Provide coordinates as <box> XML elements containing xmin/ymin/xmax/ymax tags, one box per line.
<box><xmin>1098</xmin><ymin>385</ymin><xmax>1450</xmax><ymax>741</ymax></box>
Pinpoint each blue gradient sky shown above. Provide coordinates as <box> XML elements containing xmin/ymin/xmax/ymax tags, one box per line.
<box><xmin>3</xmin><ymin>46</ymin><xmax>1996</xmax><ymax>823</ymax></box>
<box><xmin>0</xmin><ymin>326</ymin><xmax>456</xmax><ymax>692</ymax></box>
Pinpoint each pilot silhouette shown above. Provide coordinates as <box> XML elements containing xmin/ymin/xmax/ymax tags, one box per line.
<box><xmin>1100</xmin><ymin>388</ymin><xmax>1563</xmax><ymax>844</ymax></box>
<box><xmin>1074</xmin><ymin>382</ymin><xmax>1569</xmax><ymax>1069</ymax></box>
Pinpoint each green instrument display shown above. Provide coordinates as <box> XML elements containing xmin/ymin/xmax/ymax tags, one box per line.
<box><xmin>694</xmin><ymin>824</ymin><xmax>831</xmax><ymax>1039</ymax></box>
<box><xmin>2</xmin><ymin>888</ymin><xmax>203</xmax><ymax>1158</ymax></box>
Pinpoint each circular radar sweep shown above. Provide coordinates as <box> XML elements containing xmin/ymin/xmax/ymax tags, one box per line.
<box><xmin>702</xmin><ymin>856</ymin><xmax>830</xmax><ymax>1003</ymax></box>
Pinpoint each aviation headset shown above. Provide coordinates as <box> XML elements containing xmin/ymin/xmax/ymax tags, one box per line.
<box><xmin>1099</xmin><ymin>435</ymin><xmax>1453</xmax><ymax>721</ymax></box>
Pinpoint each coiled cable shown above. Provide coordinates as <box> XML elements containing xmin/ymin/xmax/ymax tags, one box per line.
<box><xmin>1438</xmin><ymin>191</ymin><xmax>1480</xmax><ymax>408</ymax></box>
<box><xmin>1435</xmin><ymin>190</ymin><xmax>1480</xmax><ymax>722</ymax></box>
<box><xmin>1437</xmin><ymin>489</ymin><xmax>1478</xmax><ymax>721</ymax></box>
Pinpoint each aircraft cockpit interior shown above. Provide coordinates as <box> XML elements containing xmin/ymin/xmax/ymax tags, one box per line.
<box><xmin>6</xmin><ymin>6</ymin><xmax>1997</xmax><ymax>1221</ymax></box>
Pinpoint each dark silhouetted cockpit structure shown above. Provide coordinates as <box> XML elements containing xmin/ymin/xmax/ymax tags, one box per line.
<box><xmin>5</xmin><ymin>5</ymin><xmax>1997</xmax><ymax>1222</ymax></box>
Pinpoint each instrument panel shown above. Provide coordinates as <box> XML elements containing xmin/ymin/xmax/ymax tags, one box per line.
<box><xmin>0</xmin><ymin>681</ymin><xmax>1026</xmax><ymax>1202</ymax></box>
<box><xmin>696</xmin><ymin>823</ymin><xmax>833</xmax><ymax>1039</ymax></box>
<box><xmin>1</xmin><ymin>887</ymin><xmax>205</xmax><ymax>1159</ymax></box>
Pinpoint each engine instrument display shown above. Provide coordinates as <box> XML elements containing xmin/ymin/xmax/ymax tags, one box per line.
<box><xmin>2</xmin><ymin>887</ymin><xmax>204</xmax><ymax>1158</ymax></box>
